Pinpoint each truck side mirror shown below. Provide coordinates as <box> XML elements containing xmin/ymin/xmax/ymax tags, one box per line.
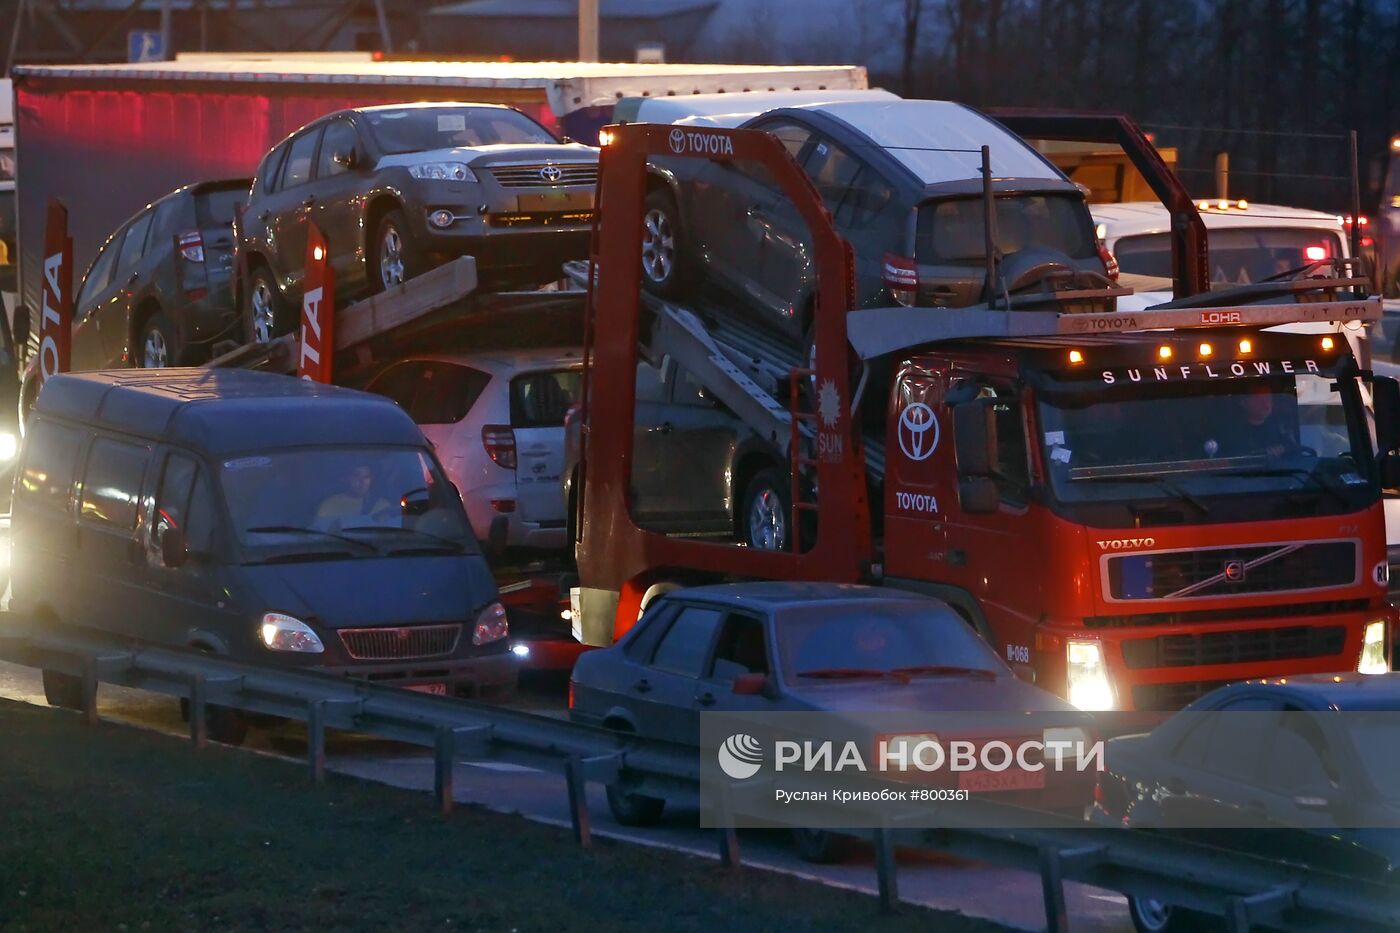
<box><xmin>160</xmin><ymin>527</ymin><xmax>188</xmax><ymax>568</ymax></box>
<box><xmin>12</xmin><ymin>307</ymin><xmax>28</xmax><ymax>353</ymax></box>
<box><xmin>1374</xmin><ymin>376</ymin><xmax>1400</xmax><ymax>453</ymax></box>
<box><xmin>953</xmin><ymin>398</ymin><xmax>997</xmax><ymax>476</ymax></box>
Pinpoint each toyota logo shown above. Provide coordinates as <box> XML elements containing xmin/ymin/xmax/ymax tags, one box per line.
<box><xmin>668</xmin><ymin>127</ymin><xmax>687</xmax><ymax>154</ymax></box>
<box><xmin>539</xmin><ymin>164</ymin><xmax>563</xmax><ymax>183</ymax></box>
<box><xmin>897</xmin><ymin>402</ymin><xmax>939</xmax><ymax>462</ymax></box>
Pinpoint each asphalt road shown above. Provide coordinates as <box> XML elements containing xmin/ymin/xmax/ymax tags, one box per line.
<box><xmin>0</xmin><ymin>662</ymin><xmax>1134</xmax><ymax>933</ymax></box>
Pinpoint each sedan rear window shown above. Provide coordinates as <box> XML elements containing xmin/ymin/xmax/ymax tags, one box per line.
<box><xmin>196</xmin><ymin>187</ymin><xmax>249</xmax><ymax>228</ymax></box>
<box><xmin>1113</xmin><ymin>228</ymin><xmax>1345</xmax><ymax>285</ymax></box>
<box><xmin>510</xmin><ymin>369</ymin><xmax>582</xmax><ymax>428</ymax></box>
<box><xmin>365</xmin><ymin>107</ymin><xmax>556</xmax><ymax>154</ymax></box>
<box><xmin>916</xmin><ymin>194</ymin><xmax>1097</xmax><ymax>264</ymax></box>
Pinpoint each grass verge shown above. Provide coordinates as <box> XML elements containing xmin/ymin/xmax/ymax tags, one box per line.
<box><xmin>0</xmin><ymin>699</ymin><xmax>1007</xmax><ymax>932</ymax></box>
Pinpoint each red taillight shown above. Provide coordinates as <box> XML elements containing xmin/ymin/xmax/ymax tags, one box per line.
<box><xmin>1097</xmin><ymin>243</ymin><xmax>1120</xmax><ymax>282</ymax></box>
<box><xmin>490</xmin><ymin>498</ymin><xmax>516</xmax><ymax>513</ymax></box>
<box><xmin>883</xmin><ymin>252</ymin><xmax>918</xmax><ymax>306</ymax></box>
<box><xmin>1362</xmin><ymin>236</ymin><xmax>1375</xmax><ymax>248</ymax></box>
<box><xmin>568</xmin><ymin>679</ymin><xmax>576</xmax><ymax>709</ymax></box>
<box><xmin>1305</xmin><ymin>244</ymin><xmax>1330</xmax><ymax>262</ymax></box>
<box><xmin>178</xmin><ymin>231</ymin><xmax>205</xmax><ymax>263</ymax></box>
<box><xmin>482</xmin><ymin>425</ymin><xmax>517</xmax><ymax>470</ymax></box>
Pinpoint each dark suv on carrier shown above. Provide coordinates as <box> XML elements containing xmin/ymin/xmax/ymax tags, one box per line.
<box><xmin>238</xmin><ymin>102</ymin><xmax>598</xmax><ymax>343</ymax></box>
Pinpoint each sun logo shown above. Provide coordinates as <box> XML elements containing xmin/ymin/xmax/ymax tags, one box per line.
<box><xmin>817</xmin><ymin>378</ymin><xmax>841</xmax><ymax>429</ymax></box>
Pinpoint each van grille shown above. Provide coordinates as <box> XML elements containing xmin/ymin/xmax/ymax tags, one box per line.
<box><xmin>486</xmin><ymin>163</ymin><xmax>598</xmax><ymax>188</ymax></box>
<box><xmin>1107</xmin><ymin>541</ymin><xmax>1356</xmax><ymax>600</ymax></box>
<box><xmin>339</xmin><ymin>624</ymin><xmax>461</xmax><ymax>661</ymax></box>
<box><xmin>1121</xmin><ymin>625</ymin><xmax>1347</xmax><ymax>670</ymax></box>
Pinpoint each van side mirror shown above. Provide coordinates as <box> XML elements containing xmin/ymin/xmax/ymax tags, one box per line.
<box><xmin>732</xmin><ymin>672</ymin><xmax>776</xmax><ymax>698</ymax></box>
<box><xmin>485</xmin><ymin>514</ymin><xmax>509</xmax><ymax>558</ymax></box>
<box><xmin>1374</xmin><ymin>376</ymin><xmax>1400</xmax><ymax>453</ymax></box>
<box><xmin>160</xmin><ymin>527</ymin><xmax>188</xmax><ymax>568</ymax></box>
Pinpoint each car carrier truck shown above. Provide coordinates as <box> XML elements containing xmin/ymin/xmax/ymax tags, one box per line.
<box><xmin>568</xmin><ymin>119</ymin><xmax>1396</xmax><ymax>712</ymax></box>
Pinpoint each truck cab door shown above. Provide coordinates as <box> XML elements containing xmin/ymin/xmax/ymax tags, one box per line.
<box><xmin>883</xmin><ymin>362</ymin><xmax>953</xmax><ymax>577</ymax></box>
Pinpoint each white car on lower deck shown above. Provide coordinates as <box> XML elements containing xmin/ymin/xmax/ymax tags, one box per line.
<box><xmin>364</xmin><ymin>347</ymin><xmax>582</xmax><ymax>551</ymax></box>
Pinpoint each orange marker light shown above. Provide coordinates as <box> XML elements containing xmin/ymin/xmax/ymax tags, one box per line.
<box><xmin>1238</xmin><ymin>338</ymin><xmax>1253</xmax><ymax>354</ymax></box>
<box><xmin>1068</xmin><ymin>349</ymin><xmax>1084</xmax><ymax>364</ymax></box>
<box><xmin>1158</xmin><ymin>345</ymin><xmax>1173</xmax><ymax>360</ymax></box>
<box><xmin>1199</xmin><ymin>342</ymin><xmax>1212</xmax><ymax>357</ymax></box>
<box><xmin>312</xmin><ymin>245</ymin><xmax>325</xmax><ymax>261</ymax></box>
<box><xmin>1321</xmin><ymin>336</ymin><xmax>1335</xmax><ymax>351</ymax></box>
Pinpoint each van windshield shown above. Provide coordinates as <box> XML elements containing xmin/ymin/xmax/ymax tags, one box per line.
<box><xmin>219</xmin><ymin>447</ymin><xmax>478</xmax><ymax>560</ymax></box>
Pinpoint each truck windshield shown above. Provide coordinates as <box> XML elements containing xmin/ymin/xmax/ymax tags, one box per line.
<box><xmin>916</xmin><ymin>193</ymin><xmax>1098</xmax><ymax>264</ymax></box>
<box><xmin>1037</xmin><ymin>372</ymin><xmax>1374</xmax><ymax>515</ymax></box>
<box><xmin>364</xmin><ymin>106</ymin><xmax>557</xmax><ymax>154</ymax></box>
<box><xmin>1114</xmin><ymin>228</ymin><xmax>1345</xmax><ymax>285</ymax></box>
<box><xmin>219</xmin><ymin>447</ymin><xmax>477</xmax><ymax>560</ymax></box>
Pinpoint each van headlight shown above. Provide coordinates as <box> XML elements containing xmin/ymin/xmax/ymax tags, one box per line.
<box><xmin>1359</xmin><ymin>620</ymin><xmax>1389</xmax><ymax>674</ymax></box>
<box><xmin>259</xmin><ymin>612</ymin><xmax>325</xmax><ymax>653</ymax></box>
<box><xmin>1066</xmin><ymin>640</ymin><xmax>1115</xmax><ymax>711</ymax></box>
<box><xmin>0</xmin><ymin>431</ymin><xmax>18</xmax><ymax>461</ymax></box>
<box><xmin>878</xmin><ymin>732</ymin><xmax>942</xmax><ymax>771</ymax></box>
<box><xmin>408</xmin><ymin>162</ymin><xmax>477</xmax><ymax>182</ymax></box>
<box><xmin>472</xmin><ymin>601</ymin><xmax>509</xmax><ymax>645</ymax></box>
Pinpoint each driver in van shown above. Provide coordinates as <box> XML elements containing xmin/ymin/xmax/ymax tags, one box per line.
<box><xmin>316</xmin><ymin>463</ymin><xmax>395</xmax><ymax>526</ymax></box>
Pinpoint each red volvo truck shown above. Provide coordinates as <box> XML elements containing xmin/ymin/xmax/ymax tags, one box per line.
<box><xmin>569</xmin><ymin>121</ymin><xmax>1396</xmax><ymax>712</ymax></box>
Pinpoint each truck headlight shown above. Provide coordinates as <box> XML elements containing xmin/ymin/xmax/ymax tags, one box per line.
<box><xmin>408</xmin><ymin>162</ymin><xmax>477</xmax><ymax>182</ymax></box>
<box><xmin>472</xmin><ymin>601</ymin><xmax>509</xmax><ymax>645</ymax></box>
<box><xmin>1066</xmin><ymin>640</ymin><xmax>1115</xmax><ymax>711</ymax></box>
<box><xmin>1359</xmin><ymin>620</ymin><xmax>1389</xmax><ymax>674</ymax></box>
<box><xmin>259</xmin><ymin>612</ymin><xmax>324</xmax><ymax>653</ymax></box>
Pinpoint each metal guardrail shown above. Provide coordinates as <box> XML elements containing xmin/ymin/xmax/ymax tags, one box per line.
<box><xmin>0</xmin><ymin>619</ymin><xmax>1394</xmax><ymax>933</ymax></box>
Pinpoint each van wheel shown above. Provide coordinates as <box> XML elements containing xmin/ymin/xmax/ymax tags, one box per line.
<box><xmin>606</xmin><ymin>783</ymin><xmax>666</xmax><ymax>826</ymax></box>
<box><xmin>792</xmin><ymin>828</ymin><xmax>852</xmax><ymax>864</ymax></box>
<box><xmin>740</xmin><ymin>468</ymin><xmax>792</xmax><ymax>551</ymax></box>
<box><xmin>641</xmin><ymin>189</ymin><xmax>687</xmax><ymax>297</ymax></box>
<box><xmin>245</xmin><ymin>264</ymin><xmax>290</xmax><ymax>344</ymax></box>
<box><xmin>42</xmin><ymin>669</ymin><xmax>84</xmax><ymax>710</ymax></box>
<box><xmin>1129</xmin><ymin>895</ymin><xmax>1220</xmax><ymax>933</ymax></box>
<box><xmin>137</xmin><ymin>311</ymin><xmax>176</xmax><ymax>368</ymax></box>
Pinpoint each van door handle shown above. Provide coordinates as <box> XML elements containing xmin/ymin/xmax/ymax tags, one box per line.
<box><xmin>632</xmin><ymin>678</ymin><xmax>652</xmax><ymax>694</ymax></box>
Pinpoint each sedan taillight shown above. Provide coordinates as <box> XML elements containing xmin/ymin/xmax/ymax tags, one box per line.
<box><xmin>482</xmin><ymin>425</ymin><xmax>517</xmax><ymax>470</ymax></box>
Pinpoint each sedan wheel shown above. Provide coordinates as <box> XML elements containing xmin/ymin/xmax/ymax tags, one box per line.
<box><xmin>641</xmin><ymin>208</ymin><xmax>674</xmax><ymax>285</ymax></box>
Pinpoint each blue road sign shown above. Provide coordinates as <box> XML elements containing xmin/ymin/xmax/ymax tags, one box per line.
<box><xmin>127</xmin><ymin>30</ymin><xmax>165</xmax><ymax>63</ymax></box>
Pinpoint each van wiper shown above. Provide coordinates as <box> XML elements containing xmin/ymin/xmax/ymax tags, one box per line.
<box><xmin>243</xmin><ymin>525</ymin><xmax>380</xmax><ymax>554</ymax></box>
<box><xmin>343</xmin><ymin>525</ymin><xmax>466</xmax><ymax>554</ymax></box>
<box><xmin>1073</xmin><ymin>474</ymin><xmax>1210</xmax><ymax>517</ymax></box>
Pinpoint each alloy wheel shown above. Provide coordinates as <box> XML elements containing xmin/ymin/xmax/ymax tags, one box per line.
<box><xmin>641</xmin><ymin>208</ymin><xmax>675</xmax><ymax>284</ymax></box>
<box><xmin>250</xmin><ymin>280</ymin><xmax>276</xmax><ymax>344</ymax></box>
<box><xmin>380</xmin><ymin>225</ymin><xmax>406</xmax><ymax>288</ymax></box>
<box><xmin>142</xmin><ymin>328</ymin><xmax>169</xmax><ymax>368</ymax></box>
<box><xmin>748</xmin><ymin>486</ymin><xmax>787</xmax><ymax>551</ymax></box>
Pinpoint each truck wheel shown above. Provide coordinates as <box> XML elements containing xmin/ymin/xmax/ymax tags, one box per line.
<box><xmin>641</xmin><ymin>189</ymin><xmax>687</xmax><ymax>297</ymax></box>
<box><xmin>1128</xmin><ymin>895</ymin><xmax>1218</xmax><ymax>933</ymax></box>
<box><xmin>137</xmin><ymin>312</ymin><xmax>176</xmax><ymax>368</ymax></box>
<box><xmin>740</xmin><ymin>467</ymin><xmax>791</xmax><ymax>551</ymax></box>
<box><xmin>41</xmin><ymin>669</ymin><xmax>84</xmax><ymax>710</ymax></box>
<box><xmin>791</xmin><ymin>828</ymin><xmax>852</xmax><ymax>863</ymax></box>
<box><xmin>605</xmin><ymin>783</ymin><xmax>666</xmax><ymax>826</ymax></box>
<box><xmin>245</xmin><ymin>265</ymin><xmax>289</xmax><ymax>344</ymax></box>
<box><xmin>372</xmin><ymin>209</ymin><xmax>425</xmax><ymax>293</ymax></box>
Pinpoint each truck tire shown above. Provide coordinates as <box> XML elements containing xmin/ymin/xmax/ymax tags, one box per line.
<box><xmin>137</xmin><ymin>311</ymin><xmax>176</xmax><ymax>368</ymax></box>
<box><xmin>740</xmin><ymin>467</ymin><xmax>792</xmax><ymax>551</ymax></box>
<box><xmin>1128</xmin><ymin>896</ymin><xmax>1219</xmax><ymax>933</ymax></box>
<box><xmin>42</xmin><ymin>669</ymin><xmax>84</xmax><ymax>710</ymax></box>
<box><xmin>245</xmin><ymin>264</ymin><xmax>290</xmax><ymax>344</ymax></box>
<box><xmin>371</xmin><ymin>208</ymin><xmax>426</xmax><ymax>293</ymax></box>
<box><xmin>640</xmin><ymin>189</ymin><xmax>687</xmax><ymax>297</ymax></box>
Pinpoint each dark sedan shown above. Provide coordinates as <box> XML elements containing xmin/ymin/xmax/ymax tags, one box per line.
<box><xmin>1093</xmin><ymin>674</ymin><xmax>1400</xmax><ymax>933</ymax></box>
<box><xmin>569</xmin><ymin>582</ymin><xmax>1094</xmax><ymax>859</ymax></box>
<box><xmin>239</xmin><ymin>102</ymin><xmax>597</xmax><ymax>343</ymax></box>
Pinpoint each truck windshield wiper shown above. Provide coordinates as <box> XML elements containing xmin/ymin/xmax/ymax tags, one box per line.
<box><xmin>1202</xmin><ymin>466</ymin><xmax>1351</xmax><ymax>509</ymax></box>
<box><xmin>1072</xmin><ymin>474</ymin><xmax>1210</xmax><ymax>516</ymax></box>
<box><xmin>889</xmin><ymin>665</ymin><xmax>998</xmax><ymax>680</ymax></box>
<box><xmin>243</xmin><ymin>525</ymin><xmax>380</xmax><ymax>554</ymax></box>
<box><xmin>795</xmin><ymin>668</ymin><xmax>891</xmax><ymax>680</ymax></box>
